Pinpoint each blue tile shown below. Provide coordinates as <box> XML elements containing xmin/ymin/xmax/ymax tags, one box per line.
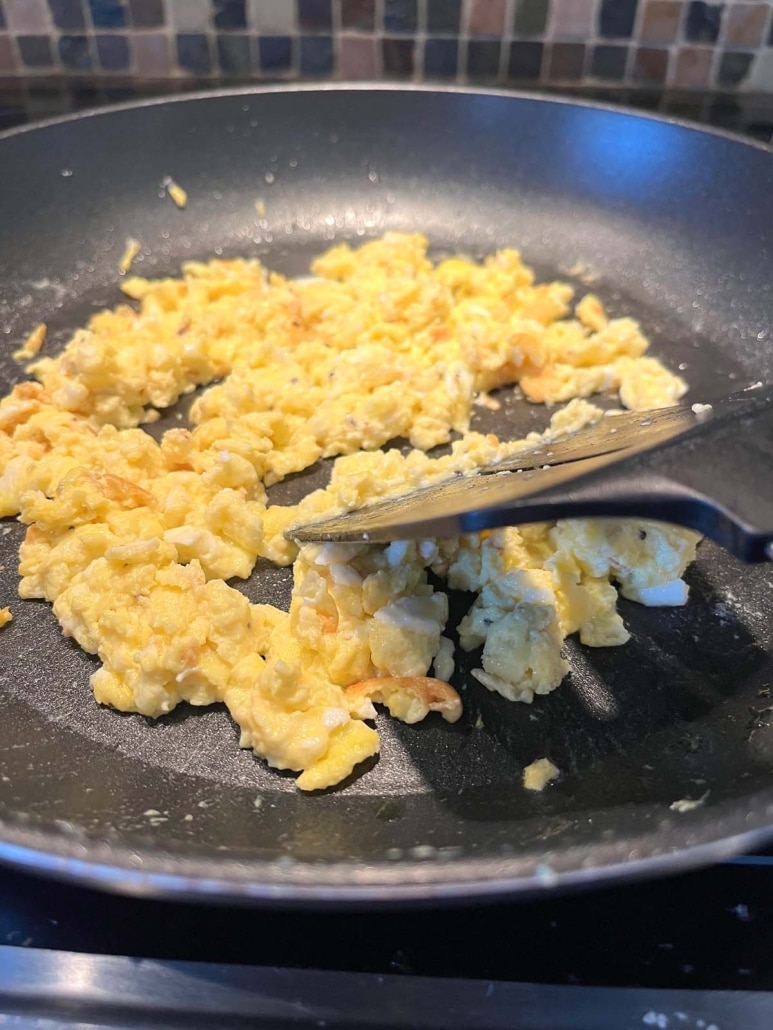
<box><xmin>72</xmin><ymin>85</ymin><xmax>101</xmax><ymax>108</ymax></box>
<box><xmin>258</xmin><ymin>35</ymin><xmax>291</xmax><ymax>71</ymax></box>
<box><xmin>298</xmin><ymin>0</ymin><xmax>332</xmax><ymax>31</ymax></box>
<box><xmin>427</xmin><ymin>0</ymin><xmax>460</xmax><ymax>33</ymax></box>
<box><xmin>214</xmin><ymin>0</ymin><xmax>246</xmax><ymax>30</ymax></box>
<box><xmin>50</xmin><ymin>0</ymin><xmax>86</xmax><ymax>30</ymax></box>
<box><xmin>466</xmin><ymin>39</ymin><xmax>501</xmax><ymax>79</ymax></box>
<box><xmin>0</xmin><ymin>105</ymin><xmax>26</xmax><ymax>131</ymax></box>
<box><xmin>217</xmin><ymin>33</ymin><xmax>250</xmax><ymax>74</ymax></box>
<box><xmin>507</xmin><ymin>41</ymin><xmax>543</xmax><ymax>80</ymax></box>
<box><xmin>718</xmin><ymin>51</ymin><xmax>753</xmax><ymax>87</ymax></box>
<box><xmin>599</xmin><ymin>0</ymin><xmax>638</xmax><ymax>39</ymax></box>
<box><xmin>103</xmin><ymin>85</ymin><xmax>136</xmax><ymax>102</ymax></box>
<box><xmin>96</xmin><ymin>33</ymin><xmax>130</xmax><ymax>69</ymax></box>
<box><xmin>423</xmin><ymin>37</ymin><xmax>457</xmax><ymax>78</ymax></box>
<box><xmin>384</xmin><ymin>0</ymin><xmax>417</xmax><ymax>33</ymax></box>
<box><xmin>59</xmin><ymin>34</ymin><xmax>92</xmax><ymax>70</ymax></box>
<box><xmin>88</xmin><ymin>0</ymin><xmax>127</xmax><ymax>28</ymax></box>
<box><xmin>685</xmin><ymin>2</ymin><xmax>722</xmax><ymax>43</ymax></box>
<box><xmin>18</xmin><ymin>35</ymin><xmax>55</xmax><ymax>67</ymax></box>
<box><xmin>299</xmin><ymin>35</ymin><xmax>333</xmax><ymax>74</ymax></box>
<box><xmin>591</xmin><ymin>44</ymin><xmax>628</xmax><ymax>79</ymax></box>
<box><xmin>176</xmin><ymin>34</ymin><xmax>212</xmax><ymax>73</ymax></box>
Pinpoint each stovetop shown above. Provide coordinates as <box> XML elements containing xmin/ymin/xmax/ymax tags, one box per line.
<box><xmin>0</xmin><ymin>86</ymin><xmax>771</xmax><ymax>1030</ymax></box>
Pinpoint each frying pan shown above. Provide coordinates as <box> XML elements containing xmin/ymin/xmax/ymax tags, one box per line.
<box><xmin>0</xmin><ymin>85</ymin><xmax>772</xmax><ymax>904</ymax></box>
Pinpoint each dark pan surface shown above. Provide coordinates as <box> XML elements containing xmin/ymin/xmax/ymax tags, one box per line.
<box><xmin>0</xmin><ymin>86</ymin><xmax>772</xmax><ymax>903</ymax></box>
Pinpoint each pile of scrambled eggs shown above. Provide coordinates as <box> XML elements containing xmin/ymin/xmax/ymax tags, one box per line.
<box><xmin>0</xmin><ymin>233</ymin><xmax>699</xmax><ymax>791</ymax></box>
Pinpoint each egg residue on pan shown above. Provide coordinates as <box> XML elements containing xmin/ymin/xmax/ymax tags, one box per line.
<box><xmin>0</xmin><ymin>233</ymin><xmax>699</xmax><ymax>791</ymax></box>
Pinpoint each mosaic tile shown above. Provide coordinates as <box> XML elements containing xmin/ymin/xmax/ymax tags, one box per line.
<box><xmin>599</xmin><ymin>0</ymin><xmax>639</xmax><ymax>39</ymax></box>
<box><xmin>383</xmin><ymin>0</ymin><xmax>417</xmax><ymax>35</ymax></box>
<box><xmin>639</xmin><ymin>1</ymin><xmax>683</xmax><ymax>44</ymax></box>
<box><xmin>18</xmin><ymin>33</ymin><xmax>55</xmax><ymax>66</ymax></box>
<box><xmin>248</xmin><ymin>0</ymin><xmax>296</xmax><ymax>34</ymax></box>
<box><xmin>214</xmin><ymin>0</ymin><xmax>247</xmax><ymax>30</ymax></box>
<box><xmin>258</xmin><ymin>34</ymin><xmax>292</xmax><ymax>71</ymax></box>
<box><xmin>176</xmin><ymin>33</ymin><xmax>212</xmax><ymax>73</ymax></box>
<box><xmin>547</xmin><ymin>41</ymin><xmax>586</xmax><ymax>79</ymax></box>
<box><xmin>514</xmin><ymin>0</ymin><xmax>549</xmax><ymax>38</ymax></box>
<box><xmin>427</xmin><ymin>0</ymin><xmax>461</xmax><ymax>34</ymax></box>
<box><xmin>298</xmin><ymin>0</ymin><xmax>332</xmax><ymax>32</ymax></box>
<box><xmin>549</xmin><ymin>0</ymin><xmax>596</xmax><ymax>41</ymax></box>
<box><xmin>507</xmin><ymin>40</ymin><xmax>543</xmax><ymax>79</ymax></box>
<box><xmin>591</xmin><ymin>43</ymin><xmax>628</xmax><ymax>79</ymax></box>
<box><xmin>133</xmin><ymin>31</ymin><xmax>170</xmax><ymax>74</ymax></box>
<box><xmin>299</xmin><ymin>34</ymin><xmax>333</xmax><ymax>73</ymax></box>
<box><xmin>167</xmin><ymin>0</ymin><xmax>211</xmax><ymax>32</ymax></box>
<box><xmin>632</xmin><ymin>44</ymin><xmax>668</xmax><ymax>83</ymax></box>
<box><xmin>49</xmin><ymin>0</ymin><xmax>86</xmax><ymax>30</ymax></box>
<box><xmin>88</xmin><ymin>0</ymin><xmax>126</xmax><ymax>28</ymax></box>
<box><xmin>0</xmin><ymin>33</ymin><xmax>17</xmax><ymax>71</ymax></box>
<box><xmin>423</xmin><ymin>36</ymin><xmax>458</xmax><ymax>77</ymax></box>
<box><xmin>671</xmin><ymin>44</ymin><xmax>713</xmax><ymax>87</ymax></box>
<box><xmin>685</xmin><ymin>1</ymin><xmax>723</xmax><ymax>44</ymax></box>
<box><xmin>718</xmin><ymin>50</ymin><xmax>754</xmax><ymax>86</ymax></box>
<box><xmin>466</xmin><ymin>0</ymin><xmax>506</xmax><ymax>36</ymax></box>
<box><xmin>466</xmin><ymin>39</ymin><xmax>501</xmax><ymax>78</ymax></box>
<box><xmin>128</xmin><ymin>0</ymin><xmax>163</xmax><ymax>28</ymax></box>
<box><xmin>338</xmin><ymin>34</ymin><xmax>378</xmax><ymax>77</ymax></box>
<box><xmin>382</xmin><ymin>36</ymin><xmax>414</xmax><ymax>75</ymax></box>
<box><xmin>5</xmin><ymin>0</ymin><xmax>50</xmax><ymax>33</ymax></box>
<box><xmin>724</xmin><ymin>4</ymin><xmax>769</xmax><ymax>49</ymax></box>
<box><xmin>96</xmin><ymin>32</ymin><xmax>130</xmax><ymax>69</ymax></box>
<box><xmin>341</xmin><ymin>0</ymin><xmax>375</xmax><ymax>31</ymax></box>
<box><xmin>59</xmin><ymin>33</ymin><xmax>92</xmax><ymax>70</ymax></box>
<box><xmin>217</xmin><ymin>32</ymin><xmax>250</xmax><ymax>72</ymax></box>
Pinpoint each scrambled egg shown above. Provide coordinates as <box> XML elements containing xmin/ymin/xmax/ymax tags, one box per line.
<box><xmin>0</xmin><ymin>233</ymin><xmax>699</xmax><ymax>791</ymax></box>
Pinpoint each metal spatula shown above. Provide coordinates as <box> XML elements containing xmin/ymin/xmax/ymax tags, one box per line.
<box><xmin>287</xmin><ymin>383</ymin><xmax>773</xmax><ymax>563</ymax></box>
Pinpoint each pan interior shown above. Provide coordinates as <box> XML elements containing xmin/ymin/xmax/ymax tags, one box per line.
<box><xmin>0</xmin><ymin>88</ymin><xmax>771</xmax><ymax>893</ymax></box>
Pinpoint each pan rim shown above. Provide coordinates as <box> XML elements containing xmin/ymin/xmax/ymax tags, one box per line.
<box><xmin>0</xmin><ymin>81</ymin><xmax>770</xmax><ymax>155</ymax></box>
<box><xmin>1</xmin><ymin>84</ymin><xmax>772</xmax><ymax>903</ymax></box>
<box><xmin>0</xmin><ymin>813</ymin><xmax>772</xmax><ymax>905</ymax></box>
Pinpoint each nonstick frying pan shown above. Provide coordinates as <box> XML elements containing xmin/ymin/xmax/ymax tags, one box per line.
<box><xmin>0</xmin><ymin>85</ymin><xmax>772</xmax><ymax>904</ymax></box>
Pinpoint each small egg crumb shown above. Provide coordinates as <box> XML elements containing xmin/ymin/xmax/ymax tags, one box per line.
<box><xmin>118</xmin><ymin>237</ymin><xmax>141</xmax><ymax>275</ymax></box>
<box><xmin>670</xmin><ymin>791</ymin><xmax>709</xmax><ymax>813</ymax></box>
<box><xmin>523</xmin><ymin>757</ymin><xmax>561</xmax><ymax>792</ymax></box>
<box><xmin>163</xmin><ymin>177</ymin><xmax>188</xmax><ymax>209</ymax></box>
<box><xmin>0</xmin><ymin>607</ymin><xmax>12</xmax><ymax>628</ymax></box>
<box><xmin>13</xmin><ymin>323</ymin><xmax>46</xmax><ymax>363</ymax></box>
<box><xmin>255</xmin><ymin>199</ymin><xmax>266</xmax><ymax>217</ymax></box>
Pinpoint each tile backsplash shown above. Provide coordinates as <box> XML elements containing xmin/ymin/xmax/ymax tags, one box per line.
<box><xmin>0</xmin><ymin>1</ymin><xmax>771</xmax><ymax>135</ymax></box>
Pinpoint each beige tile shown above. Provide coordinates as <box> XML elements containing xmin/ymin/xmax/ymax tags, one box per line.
<box><xmin>0</xmin><ymin>34</ymin><xmax>18</xmax><ymax>73</ymax></box>
<box><xmin>338</xmin><ymin>35</ymin><xmax>379</xmax><ymax>78</ymax></box>
<box><xmin>166</xmin><ymin>0</ymin><xmax>211</xmax><ymax>31</ymax></box>
<box><xmin>248</xmin><ymin>0</ymin><xmax>298</xmax><ymax>34</ymax></box>
<box><xmin>723</xmin><ymin>3</ymin><xmax>770</xmax><ymax>48</ymax></box>
<box><xmin>4</xmin><ymin>0</ymin><xmax>50</xmax><ymax>33</ymax></box>
<box><xmin>671</xmin><ymin>46</ymin><xmax>713</xmax><ymax>89</ymax></box>
<box><xmin>549</xmin><ymin>0</ymin><xmax>595</xmax><ymax>41</ymax></box>
<box><xmin>466</xmin><ymin>0</ymin><xmax>506</xmax><ymax>36</ymax></box>
<box><xmin>639</xmin><ymin>0</ymin><xmax>683</xmax><ymax>44</ymax></box>
<box><xmin>134</xmin><ymin>33</ymin><xmax>172</xmax><ymax>75</ymax></box>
